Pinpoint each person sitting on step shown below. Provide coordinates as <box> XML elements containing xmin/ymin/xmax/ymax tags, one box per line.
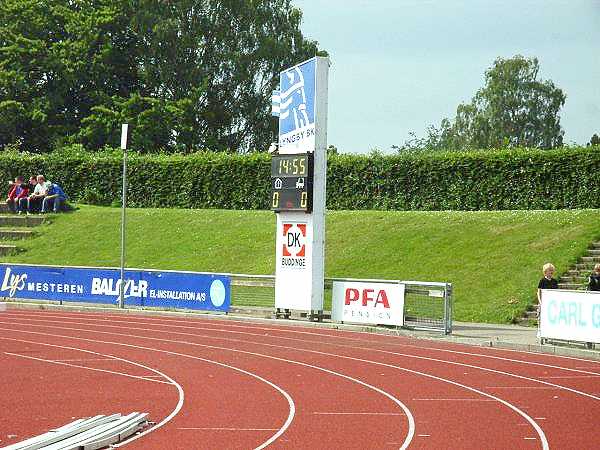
<box><xmin>6</xmin><ymin>176</ymin><xmax>29</xmax><ymax>213</ymax></box>
<box><xmin>26</xmin><ymin>174</ymin><xmax>51</xmax><ymax>214</ymax></box>
<box><xmin>41</xmin><ymin>183</ymin><xmax>68</xmax><ymax>213</ymax></box>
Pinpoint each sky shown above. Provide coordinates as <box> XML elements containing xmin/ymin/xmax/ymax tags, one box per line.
<box><xmin>292</xmin><ymin>0</ymin><xmax>600</xmax><ymax>153</ymax></box>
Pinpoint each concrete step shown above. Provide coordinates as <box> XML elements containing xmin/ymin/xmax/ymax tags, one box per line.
<box><xmin>0</xmin><ymin>244</ymin><xmax>17</xmax><ymax>255</ymax></box>
<box><xmin>0</xmin><ymin>215</ymin><xmax>45</xmax><ymax>227</ymax></box>
<box><xmin>587</xmin><ymin>249</ymin><xmax>600</xmax><ymax>256</ymax></box>
<box><xmin>581</xmin><ymin>256</ymin><xmax>600</xmax><ymax>262</ymax></box>
<box><xmin>0</xmin><ymin>229</ymin><xmax>35</xmax><ymax>240</ymax></box>
<box><xmin>558</xmin><ymin>283</ymin><xmax>586</xmax><ymax>290</ymax></box>
<box><xmin>575</xmin><ymin>263</ymin><xmax>598</xmax><ymax>270</ymax></box>
<box><xmin>523</xmin><ymin>310</ymin><xmax>538</xmax><ymax>319</ymax></box>
<box><xmin>0</xmin><ymin>203</ymin><xmax>9</xmax><ymax>213</ymax></box>
<box><xmin>566</xmin><ymin>269</ymin><xmax>590</xmax><ymax>276</ymax></box>
<box><xmin>591</xmin><ymin>242</ymin><xmax>600</xmax><ymax>249</ymax></box>
<box><xmin>560</xmin><ymin>276</ymin><xmax>588</xmax><ymax>283</ymax></box>
<box><xmin>515</xmin><ymin>316</ymin><xmax>537</xmax><ymax>327</ymax></box>
<box><xmin>562</xmin><ymin>272</ymin><xmax>588</xmax><ymax>278</ymax></box>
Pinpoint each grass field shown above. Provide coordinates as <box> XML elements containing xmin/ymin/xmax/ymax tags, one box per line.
<box><xmin>3</xmin><ymin>205</ymin><xmax>600</xmax><ymax>323</ymax></box>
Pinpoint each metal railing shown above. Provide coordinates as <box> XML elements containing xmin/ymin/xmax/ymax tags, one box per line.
<box><xmin>231</xmin><ymin>274</ymin><xmax>452</xmax><ymax>334</ymax></box>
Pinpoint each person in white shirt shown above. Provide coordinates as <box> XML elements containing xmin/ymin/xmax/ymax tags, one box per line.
<box><xmin>27</xmin><ymin>174</ymin><xmax>52</xmax><ymax>214</ymax></box>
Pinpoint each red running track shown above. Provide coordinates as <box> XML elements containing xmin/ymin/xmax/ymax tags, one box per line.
<box><xmin>1</xmin><ymin>308</ymin><xmax>599</xmax><ymax>449</ymax></box>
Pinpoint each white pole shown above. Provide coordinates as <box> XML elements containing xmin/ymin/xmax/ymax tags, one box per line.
<box><xmin>119</xmin><ymin>124</ymin><xmax>128</xmax><ymax>309</ymax></box>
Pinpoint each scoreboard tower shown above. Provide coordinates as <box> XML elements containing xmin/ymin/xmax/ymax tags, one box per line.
<box><xmin>271</xmin><ymin>57</ymin><xmax>329</xmax><ymax>320</ymax></box>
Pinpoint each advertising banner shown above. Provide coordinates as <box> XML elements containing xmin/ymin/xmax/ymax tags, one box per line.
<box><xmin>0</xmin><ymin>264</ymin><xmax>230</xmax><ymax>312</ymax></box>
<box><xmin>332</xmin><ymin>281</ymin><xmax>405</xmax><ymax>326</ymax></box>
<box><xmin>278</xmin><ymin>58</ymin><xmax>316</xmax><ymax>152</ymax></box>
<box><xmin>540</xmin><ymin>289</ymin><xmax>600</xmax><ymax>343</ymax></box>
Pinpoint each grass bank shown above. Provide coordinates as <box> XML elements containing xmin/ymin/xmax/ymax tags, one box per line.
<box><xmin>3</xmin><ymin>206</ymin><xmax>600</xmax><ymax>323</ymax></box>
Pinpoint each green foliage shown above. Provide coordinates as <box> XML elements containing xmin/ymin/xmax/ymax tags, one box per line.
<box><xmin>2</xmin><ymin>146</ymin><xmax>600</xmax><ymax>211</ymax></box>
<box><xmin>0</xmin><ymin>0</ymin><xmax>322</xmax><ymax>153</ymax></box>
<box><xmin>401</xmin><ymin>55</ymin><xmax>567</xmax><ymax>152</ymax></box>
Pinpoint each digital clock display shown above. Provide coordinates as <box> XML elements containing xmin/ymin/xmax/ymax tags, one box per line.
<box><xmin>271</xmin><ymin>153</ymin><xmax>313</xmax><ymax>212</ymax></box>
<box><xmin>271</xmin><ymin>154</ymin><xmax>309</xmax><ymax>177</ymax></box>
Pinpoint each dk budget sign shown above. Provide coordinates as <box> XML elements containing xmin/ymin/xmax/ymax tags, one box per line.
<box><xmin>540</xmin><ymin>289</ymin><xmax>600</xmax><ymax>344</ymax></box>
<box><xmin>332</xmin><ymin>281</ymin><xmax>405</xmax><ymax>326</ymax></box>
<box><xmin>0</xmin><ymin>263</ymin><xmax>230</xmax><ymax>312</ymax></box>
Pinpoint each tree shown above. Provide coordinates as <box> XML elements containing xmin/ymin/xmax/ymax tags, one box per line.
<box><xmin>589</xmin><ymin>134</ymin><xmax>600</xmax><ymax>146</ymax></box>
<box><xmin>399</xmin><ymin>56</ymin><xmax>566</xmax><ymax>152</ymax></box>
<box><xmin>0</xmin><ymin>0</ymin><xmax>322</xmax><ymax>153</ymax></box>
<box><xmin>128</xmin><ymin>0</ymin><xmax>322</xmax><ymax>152</ymax></box>
<box><xmin>0</xmin><ymin>0</ymin><xmax>141</xmax><ymax>151</ymax></box>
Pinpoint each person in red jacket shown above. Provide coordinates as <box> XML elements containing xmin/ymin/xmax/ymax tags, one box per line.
<box><xmin>6</xmin><ymin>176</ymin><xmax>29</xmax><ymax>213</ymax></box>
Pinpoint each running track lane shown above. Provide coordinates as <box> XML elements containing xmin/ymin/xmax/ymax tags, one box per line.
<box><xmin>1</xmin><ymin>309</ymin><xmax>600</xmax><ymax>449</ymax></box>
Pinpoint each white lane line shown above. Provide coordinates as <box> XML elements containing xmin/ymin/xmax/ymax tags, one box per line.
<box><xmin>485</xmin><ymin>386</ymin><xmax>559</xmax><ymax>390</ymax></box>
<box><xmin>1</xmin><ymin>337</ymin><xmax>184</xmax><ymax>447</ymax></box>
<box><xmin>417</xmin><ymin>434</ymin><xmax>430</xmax><ymax>437</ymax></box>
<box><xmin>312</xmin><ymin>412</ymin><xmax>404</xmax><ymax>416</ymax></box>
<box><xmin>525</xmin><ymin>437</ymin><xmax>537</xmax><ymax>440</ymax></box>
<box><xmin>10</xmin><ymin>311</ymin><xmax>600</xmax><ymax>378</ymax></box>
<box><xmin>53</xmin><ymin>358</ymin><xmax>115</xmax><ymax>362</ymax></box>
<box><xmin>178</xmin><ymin>427</ymin><xmax>279</xmax><ymax>431</ymax></box>
<box><xmin>0</xmin><ymin>326</ymin><xmax>415</xmax><ymax>450</ymax></box>
<box><xmin>539</xmin><ymin>375</ymin><xmax>600</xmax><ymax>379</ymax></box>
<box><xmin>535</xmin><ymin>417</ymin><xmax>547</xmax><ymax>420</ymax></box>
<box><xmin>412</xmin><ymin>398</ymin><xmax>495</xmax><ymax>401</ymax></box>
<box><xmin>4</xmin><ymin>352</ymin><xmax>172</xmax><ymax>385</ymax></box>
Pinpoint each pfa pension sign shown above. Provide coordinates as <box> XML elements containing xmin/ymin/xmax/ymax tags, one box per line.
<box><xmin>540</xmin><ymin>289</ymin><xmax>600</xmax><ymax>344</ymax></box>
<box><xmin>332</xmin><ymin>281</ymin><xmax>405</xmax><ymax>326</ymax></box>
<box><xmin>0</xmin><ymin>264</ymin><xmax>230</xmax><ymax>312</ymax></box>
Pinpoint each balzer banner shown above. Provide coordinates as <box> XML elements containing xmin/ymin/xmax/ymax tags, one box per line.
<box><xmin>332</xmin><ymin>281</ymin><xmax>405</xmax><ymax>326</ymax></box>
<box><xmin>540</xmin><ymin>289</ymin><xmax>600</xmax><ymax>344</ymax></box>
<box><xmin>0</xmin><ymin>263</ymin><xmax>230</xmax><ymax>312</ymax></box>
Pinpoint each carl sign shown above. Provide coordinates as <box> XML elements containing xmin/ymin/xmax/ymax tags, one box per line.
<box><xmin>332</xmin><ymin>281</ymin><xmax>405</xmax><ymax>326</ymax></box>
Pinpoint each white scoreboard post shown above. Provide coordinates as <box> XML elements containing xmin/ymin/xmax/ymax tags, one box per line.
<box><xmin>271</xmin><ymin>57</ymin><xmax>329</xmax><ymax>321</ymax></box>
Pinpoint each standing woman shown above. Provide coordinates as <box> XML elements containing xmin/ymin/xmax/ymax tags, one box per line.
<box><xmin>537</xmin><ymin>263</ymin><xmax>558</xmax><ymax>341</ymax></box>
<box><xmin>537</xmin><ymin>262</ymin><xmax>558</xmax><ymax>304</ymax></box>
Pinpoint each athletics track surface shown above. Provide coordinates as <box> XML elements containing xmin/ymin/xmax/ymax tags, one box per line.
<box><xmin>0</xmin><ymin>308</ymin><xmax>599</xmax><ymax>449</ymax></box>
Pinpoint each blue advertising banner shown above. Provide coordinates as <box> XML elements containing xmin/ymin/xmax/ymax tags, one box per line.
<box><xmin>0</xmin><ymin>264</ymin><xmax>230</xmax><ymax>312</ymax></box>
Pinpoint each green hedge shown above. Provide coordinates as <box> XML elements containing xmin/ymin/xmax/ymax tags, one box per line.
<box><xmin>1</xmin><ymin>146</ymin><xmax>599</xmax><ymax>210</ymax></box>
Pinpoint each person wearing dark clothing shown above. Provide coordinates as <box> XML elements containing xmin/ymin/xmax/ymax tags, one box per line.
<box><xmin>538</xmin><ymin>276</ymin><xmax>558</xmax><ymax>291</ymax></box>
<box><xmin>537</xmin><ymin>263</ymin><xmax>558</xmax><ymax>340</ymax></box>
<box><xmin>588</xmin><ymin>264</ymin><xmax>600</xmax><ymax>291</ymax></box>
<box><xmin>537</xmin><ymin>263</ymin><xmax>558</xmax><ymax>298</ymax></box>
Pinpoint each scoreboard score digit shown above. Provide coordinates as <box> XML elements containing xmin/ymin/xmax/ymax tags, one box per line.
<box><xmin>271</xmin><ymin>153</ymin><xmax>313</xmax><ymax>212</ymax></box>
